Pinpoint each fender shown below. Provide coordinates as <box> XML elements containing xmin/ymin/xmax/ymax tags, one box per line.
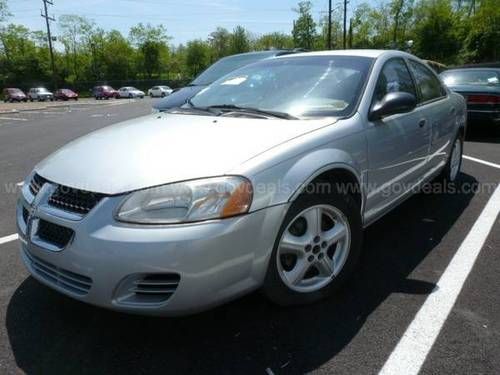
<box><xmin>248</xmin><ymin>147</ymin><xmax>367</xmax><ymax>213</ymax></box>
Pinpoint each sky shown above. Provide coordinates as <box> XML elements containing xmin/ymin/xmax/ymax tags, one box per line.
<box><xmin>8</xmin><ymin>0</ymin><xmax>360</xmax><ymax>46</ymax></box>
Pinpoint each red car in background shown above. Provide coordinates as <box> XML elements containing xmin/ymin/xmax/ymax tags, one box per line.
<box><xmin>55</xmin><ymin>89</ymin><xmax>78</xmax><ymax>101</ymax></box>
<box><xmin>3</xmin><ymin>88</ymin><xmax>28</xmax><ymax>102</ymax></box>
<box><xmin>93</xmin><ymin>85</ymin><xmax>119</xmax><ymax>100</ymax></box>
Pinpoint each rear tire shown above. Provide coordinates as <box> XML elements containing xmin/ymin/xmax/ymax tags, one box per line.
<box><xmin>263</xmin><ymin>186</ymin><xmax>363</xmax><ymax>306</ymax></box>
<box><xmin>438</xmin><ymin>132</ymin><xmax>463</xmax><ymax>183</ymax></box>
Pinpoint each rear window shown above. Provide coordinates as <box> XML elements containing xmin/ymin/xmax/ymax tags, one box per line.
<box><xmin>441</xmin><ymin>70</ymin><xmax>500</xmax><ymax>86</ymax></box>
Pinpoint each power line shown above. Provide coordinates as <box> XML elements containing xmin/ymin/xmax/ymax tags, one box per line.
<box><xmin>41</xmin><ymin>0</ymin><xmax>57</xmax><ymax>89</ymax></box>
<box><xmin>343</xmin><ymin>0</ymin><xmax>349</xmax><ymax>49</ymax></box>
<box><xmin>327</xmin><ymin>0</ymin><xmax>332</xmax><ymax>50</ymax></box>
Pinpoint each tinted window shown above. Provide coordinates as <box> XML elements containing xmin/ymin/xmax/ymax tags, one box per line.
<box><xmin>373</xmin><ymin>58</ymin><xmax>416</xmax><ymax>102</ymax></box>
<box><xmin>409</xmin><ymin>60</ymin><xmax>446</xmax><ymax>102</ymax></box>
<box><xmin>191</xmin><ymin>55</ymin><xmax>373</xmax><ymax>118</ymax></box>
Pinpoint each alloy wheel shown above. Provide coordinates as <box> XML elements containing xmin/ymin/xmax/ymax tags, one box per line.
<box><xmin>276</xmin><ymin>204</ymin><xmax>351</xmax><ymax>293</ymax></box>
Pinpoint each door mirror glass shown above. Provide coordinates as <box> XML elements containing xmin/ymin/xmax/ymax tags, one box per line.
<box><xmin>369</xmin><ymin>92</ymin><xmax>417</xmax><ymax>120</ymax></box>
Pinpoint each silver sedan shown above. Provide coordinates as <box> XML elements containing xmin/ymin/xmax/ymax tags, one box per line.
<box><xmin>17</xmin><ymin>50</ymin><xmax>466</xmax><ymax>316</ymax></box>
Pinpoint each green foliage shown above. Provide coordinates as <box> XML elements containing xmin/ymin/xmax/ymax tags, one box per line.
<box><xmin>229</xmin><ymin>26</ymin><xmax>250</xmax><ymax>54</ymax></box>
<box><xmin>292</xmin><ymin>1</ymin><xmax>317</xmax><ymax>49</ymax></box>
<box><xmin>185</xmin><ymin>40</ymin><xmax>210</xmax><ymax>77</ymax></box>
<box><xmin>0</xmin><ymin>0</ymin><xmax>497</xmax><ymax>90</ymax></box>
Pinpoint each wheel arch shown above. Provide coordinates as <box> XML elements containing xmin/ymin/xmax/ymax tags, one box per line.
<box><xmin>289</xmin><ymin>164</ymin><xmax>364</xmax><ymax>213</ymax></box>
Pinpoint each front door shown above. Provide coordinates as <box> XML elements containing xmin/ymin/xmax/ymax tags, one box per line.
<box><xmin>365</xmin><ymin>58</ymin><xmax>431</xmax><ymax>221</ymax></box>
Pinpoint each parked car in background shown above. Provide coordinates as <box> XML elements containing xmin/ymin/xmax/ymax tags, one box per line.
<box><xmin>55</xmin><ymin>89</ymin><xmax>78</xmax><ymax>101</ymax></box>
<box><xmin>93</xmin><ymin>85</ymin><xmax>119</xmax><ymax>100</ymax></box>
<box><xmin>28</xmin><ymin>87</ymin><xmax>53</xmax><ymax>101</ymax></box>
<box><xmin>118</xmin><ymin>86</ymin><xmax>145</xmax><ymax>99</ymax></box>
<box><xmin>3</xmin><ymin>88</ymin><xmax>27</xmax><ymax>102</ymax></box>
<box><xmin>153</xmin><ymin>50</ymin><xmax>304</xmax><ymax>111</ymax></box>
<box><xmin>441</xmin><ymin>68</ymin><xmax>500</xmax><ymax>124</ymax></box>
<box><xmin>18</xmin><ymin>50</ymin><xmax>466</xmax><ymax>316</ymax></box>
<box><xmin>148</xmin><ymin>85</ymin><xmax>173</xmax><ymax>97</ymax></box>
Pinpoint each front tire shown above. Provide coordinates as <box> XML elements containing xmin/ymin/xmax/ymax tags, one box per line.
<box><xmin>263</xmin><ymin>186</ymin><xmax>362</xmax><ymax>306</ymax></box>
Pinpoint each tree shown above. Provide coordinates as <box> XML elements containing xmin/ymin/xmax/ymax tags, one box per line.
<box><xmin>254</xmin><ymin>32</ymin><xmax>294</xmax><ymax>50</ymax></box>
<box><xmin>208</xmin><ymin>27</ymin><xmax>231</xmax><ymax>61</ymax></box>
<box><xmin>101</xmin><ymin>30</ymin><xmax>135</xmax><ymax>80</ymax></box>
<box><xmin>58</xmin><ymin>15</ymin><xmax>97</xmax><ymax>81</ymax></box>
<box><xmin>229</xmin><ymin>26</ymin><xmax>250</xmax><ymax>54</ymax></box>
<box><xmin>413</xmin><ymin>0</ymin><xmax>461</xmax><ymax>63</ymax></box>
<box><xmin>292</xmin><ymin>1</ymin><xmax>317</xmax><ymax>50</ymax></box>
<box><xmin>185</xmin><ymin>40</ymin><xmax>210</xmax><ymax>77</ymax></box>
<box><xmin>460</xmin><ymin>0</ymin><xmax>500</xmax><ymax>62</ymax></box>
<box><xmin>129</xmin><ymin>23</ymin><xmax>170</xmax><ymax>78</ymax></box>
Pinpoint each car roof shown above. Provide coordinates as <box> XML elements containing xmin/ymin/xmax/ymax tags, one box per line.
<box><xmin>278</xmin><ymin>49</ymin><xmax>412</xmax><ymax>60</ymax></box>
<box><xmin>443</xmin><ymin>68</ymin><xmax>500</xmax><ymax>73</ymax></box>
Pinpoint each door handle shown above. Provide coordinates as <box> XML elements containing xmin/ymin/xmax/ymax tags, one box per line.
<box><xmin>450</xmin><ymin>107</ymin><xmax>456</xmax><ymax>115</ymax></box>
<box><xmin>418</xmin><ymin>119</ymin><xmax>427</xmax><ymax>128</ymax></box>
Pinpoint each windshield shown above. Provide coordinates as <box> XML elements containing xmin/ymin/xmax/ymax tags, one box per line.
<box><xmin>441</xmin><ymin>70</ymin><xmax>500</xmax><ymax>86</ymax></box>
<box><xmin>191</xmin><ymin>52</ymin><xmax>278</xmax><ymax>86</ymax></box>
<box><xmin>190</xmin><ymin>55</ymin><xmax>373</xmax><ymax>118</ymax></box>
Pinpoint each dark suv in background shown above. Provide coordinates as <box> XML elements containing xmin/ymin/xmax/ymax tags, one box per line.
<box><xmin>93</xmin><ymin>85</ymin><xmax>119</xmax><ymax>100</ymax></box>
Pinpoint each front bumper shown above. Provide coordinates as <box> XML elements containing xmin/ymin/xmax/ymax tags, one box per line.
<box><xmin>17</xmin><ymin>181</ymin><xmax>288</xmax><ymax>316</ymax></box>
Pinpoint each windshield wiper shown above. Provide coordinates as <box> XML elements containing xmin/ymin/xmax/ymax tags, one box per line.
<box><xmin>167</xmin><ymin>98</ymin><xmax>217</xmax><ymax>116</ymax></box>
<box><xmin>206</xmin><ymin>104</ymin><xmax>297</xmax><ymax>120</ymax></box>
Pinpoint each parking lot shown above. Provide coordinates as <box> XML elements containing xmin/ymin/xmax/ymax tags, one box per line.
<box><xmin>0</xmin><ymin>98</ymin><xmax>499</xmax><ymax>374</ymax></box>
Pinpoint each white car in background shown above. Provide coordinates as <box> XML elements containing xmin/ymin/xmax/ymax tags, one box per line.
<box><xmin>148</xmin><ymin>85</ymin><xmax>173</xmax><ymax>98</ymax></box>
<box><xmin>28</xmin><ymin>87</ymin><xmax>54</xmax><ymax>102</ymax></box>
<box><xmin>118</xmin><ymin>87</ymin><xmax>145</xmax><ymax>99</ymax></box>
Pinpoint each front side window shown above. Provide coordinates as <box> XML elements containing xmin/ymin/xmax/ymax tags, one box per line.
<box><xmin>409</xmin><ymin>60</ymin><xmax>446</xmax><ymax>102</ymax></box>
<box><xmin>190</xmin><ymin>55</ymin><xmax>374</xmax><ymax>118</ymax></box>
<box><xmin>373</xmin><ymin>58</ymin><xmax>416</xmax><ymax>103</ymax></box>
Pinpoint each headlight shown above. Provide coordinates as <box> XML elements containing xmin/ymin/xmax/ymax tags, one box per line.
<box><xmin>115</xmin><ymin>176</ymin><xmax>253</xmax><ymax>224</ymax></box>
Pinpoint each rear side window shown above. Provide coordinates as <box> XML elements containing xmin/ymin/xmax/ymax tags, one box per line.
<box><xmin>408</xmin><ymin>60</ymin><xmax>446</xmax><ymax>103</ymax></box>
<box><xmin>373</xmin><ymin>58</ymin><xmax>416</xmax><ymax>102</ymax></box>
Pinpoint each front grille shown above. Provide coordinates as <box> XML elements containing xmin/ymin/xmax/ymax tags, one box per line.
<box><xmin>124</xmin><ymin>274</ymin><xmax>181</xmax><ymax>305</ymax></box>
<box><xmin>24</xmin><ymin>248</ymin><xmax>92</xmax><ymax>295</ymax></box>
<box><xmin>48</xmin><ymin>185</ymin><xmax>105</xmax><ymax>215</ymax></box>
<box><xmin>29</xmin><ymin>174</ymin><xmax>47</xmax><ymax>196</ymax></box>
<box><xmin>37</xmin><ymin>219</ymin><xmax>74</xmax><ymax>248</ymax></box>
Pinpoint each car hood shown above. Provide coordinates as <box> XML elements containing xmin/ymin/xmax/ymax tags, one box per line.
<box><xmin>36</xmin><ymin>113</ymin><xmax>336</xmax><ymax>194</ymax></box>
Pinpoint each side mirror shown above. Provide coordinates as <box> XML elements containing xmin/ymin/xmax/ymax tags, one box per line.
<box><xmin>369</xmin><ymin>92</ymin><xmax>417</xmax><ymax>121</ymax></box>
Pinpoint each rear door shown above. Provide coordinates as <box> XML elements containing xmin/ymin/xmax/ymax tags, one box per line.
<box><xmin>407</xmin><ymin>59</ymin><xmax>455</xmax><ymax>172</ymax></box>
<box><xmin>365</xmin><ymin>58</ymin><xmax>431</xmax><ymax>219</ymax></box>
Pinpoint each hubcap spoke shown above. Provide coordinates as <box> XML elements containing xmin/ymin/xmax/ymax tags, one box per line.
<box><xmin>303</xmin><ymin>207</ymin><xmax>322</xmax><ymax>236</ymax></box>
<box><xmin>316</xmin><ymin>256</ymin><xmax>335</xmax><ymax>277</ymax></box>
<box><xmin>280</xmin><ymin>232</ymin><xmax>308</xmax><ymax>255</ymax></box>
<box><xmin>285</xmin><ymin>258</ymin><xmax>310</xmax><ymax>285</ymax></box>
<box><xmin>324</xmin><ymin>223</ymin><xmax>347</xmax><ymax>246</ymax></box>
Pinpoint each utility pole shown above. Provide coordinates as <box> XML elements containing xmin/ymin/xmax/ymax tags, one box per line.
<box><xmin>327</xmin><ymin>0</ymin><xmax>332</xmax><ymax>50</ymax></box>
<box><xmin>343</xmin><ymin>0</ymin><xmax>348</xmax><ymax>49</ymax></box>
<box><xmin>41</xmin><ymin>0</ymin><xmax>57</xmax><ymax>90</ymax></box>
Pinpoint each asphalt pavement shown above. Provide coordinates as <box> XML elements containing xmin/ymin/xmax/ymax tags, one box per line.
<box><xmin>0</xmin><ymin>99</ymin><xmax>499</xmax><ymax>374</ymax></box>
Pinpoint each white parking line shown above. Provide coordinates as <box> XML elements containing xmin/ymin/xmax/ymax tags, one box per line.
<box><xmin>379</xmin><ymin>185</ymin><xmax>500</xmax><ymax>375</ymax></box>
<box><xmin>0</xmin><ymin>116</ymin><xmax>27</xmax><ymax>121</ymax></box>
<box><xmin>463</xmin><ymin>155</ymin><xmax>500</xmax><ymax>170</ymax></box>
<box><xmin>0</xmin><ymin>233</ymin><xmax>18</xmax><ymax>245</ymax></box>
